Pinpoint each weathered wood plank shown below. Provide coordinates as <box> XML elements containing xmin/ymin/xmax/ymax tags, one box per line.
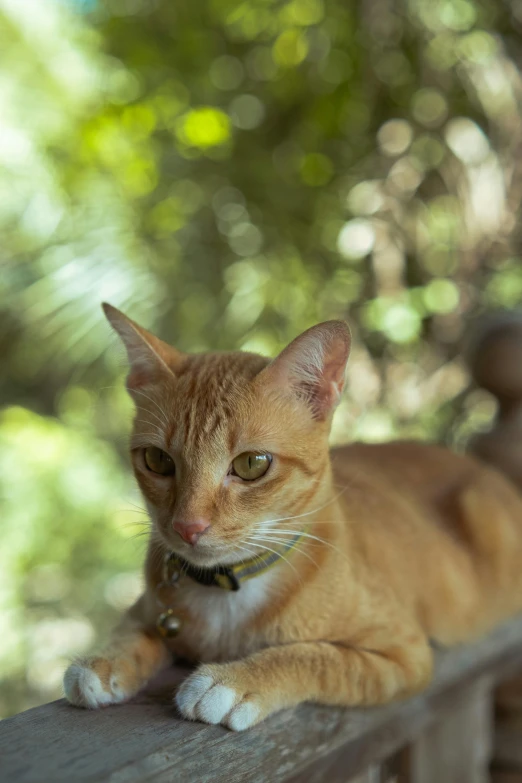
<box><xmin>399</xmin><ymin>679</ymin><xmax>493</xmax><ymax>783</ymax></box>
<box><xmin>496</xmin><ymin>673</ymin><xmax>522</xmax><ymax>713</ymax></box>
<box><xmin>349</xmin><ymin>767</ymin><xmax>385</xmax><ymax>783</ymax></box>
<box><xmin>494</xmin><ymin>711</ymin><xmax>522</xmax><ymax>769</ymax></box>
<box><xmin>2</xmin><ymin>617</ymin><xmax>522</xmax><ymax>783</ymax></box>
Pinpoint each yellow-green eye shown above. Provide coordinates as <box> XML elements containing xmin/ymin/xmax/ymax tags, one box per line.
<box><xmin>232</xmin><ymin>452</ymin><xmax>271</xmax><ymax>481</ymax></box>
<box><xmin>144</xmin><ymin>447</ymin><xmax>175</xmax><ymax>476</ymax></box>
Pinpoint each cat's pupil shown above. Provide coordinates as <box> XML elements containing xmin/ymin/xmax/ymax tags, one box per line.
<box><xmin>144</xmin><ymin>447</ymin><xmax>175</xmax><ymax>476</ymax></box>
<box><xmin>232</xmin><ymin>451</ymin><xmax>271</xmax><ymax>481</ymax></box>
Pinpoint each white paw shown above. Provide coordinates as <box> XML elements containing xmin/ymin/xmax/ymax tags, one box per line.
<box><xmin>227</xmin><ymin>700</ymin><xmax>260</xmax><ymax>731</ymax></box>
<box><xmin>63</xmin><ymin>664</ymin><xmax>128</xmax><ymax>709</ymax></box>
<box><xmin>175</xmin><ymin>670</ymin><xmax>261</xmax><ymax>731</ymax></box>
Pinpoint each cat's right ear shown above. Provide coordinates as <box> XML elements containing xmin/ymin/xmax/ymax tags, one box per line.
<box><xmin>257</xmin><ymin>320</ymin><xmax>351</xmax><ymax>422</ymax></box>
<box><xmin>102</xmin><ymin>303</ymin><xmax>185</xmax><ymax>393</ymax></box>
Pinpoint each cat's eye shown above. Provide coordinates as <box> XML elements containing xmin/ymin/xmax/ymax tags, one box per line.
<box><xmin>231</xmin><ymin>452</ymin><xmax>271</xmax><ymax>481</ymax></box>
<box><xmin>144</xmin><ymin>447</ymin><xmax>175</xmax><ymax>476</ymax></box>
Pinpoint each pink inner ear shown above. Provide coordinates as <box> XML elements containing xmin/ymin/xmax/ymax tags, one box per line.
<box><xmin>255</xmin><ymin>321</ymin><xmax>350</xmax><ymax>421</ymax></box>
<box><xmin>308</xmin><ymin>357</ymin><xmax>347</xmax><ymax>420</ymax></box>
<box><xmin>271</xmin><ymin>326</ymin><xmax>350</xmax><ymax>421</ymax></box>
<box><xmin>325</xmin><ymin>355</ymin><xmax>347</xmax><ymax>387</ymax></box>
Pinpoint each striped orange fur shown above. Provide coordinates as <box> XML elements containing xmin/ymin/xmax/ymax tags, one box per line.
<box><xmin>63</xmin><ymin>305</ymin><xmax>522</xmax><ymax>730</ymax></box>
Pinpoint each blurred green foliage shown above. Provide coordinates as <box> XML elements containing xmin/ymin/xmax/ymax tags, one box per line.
<box><xmin>1</xmin><ymin>0</ymin><xmax>521</xmax><ymax>717</ymax></box>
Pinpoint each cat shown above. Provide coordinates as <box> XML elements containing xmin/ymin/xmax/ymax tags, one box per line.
<box><xmin>63</xmin><ymin>303</ymin><xmax>522</xmax><ymax>731</ymax></box>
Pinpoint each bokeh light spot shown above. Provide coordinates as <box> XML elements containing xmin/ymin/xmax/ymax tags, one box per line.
<box><xmin>445</xmin><ymin>117</ymin><xmax>490</xmax><ymax>165</ymax></box>
<box><xmin>228</xmin><ymin>223</ymin><xmax>263</xmax><ymax>256</ymax></box>
<box><xmin>272</xmin><ymin>29</ymin><xmax>309</xmax><ymax>67</ymax></box>
<box><xmin>347</xmin><ymin>181</ymin><xmax>384</xmax><ymax>215</ymax></box>
<box><xmin>337</xmin><ymin>219</ymin><xmax>375</xmax><ymax>260</ymax></box>
<box><xmin>229</xmin><ymin>94</ymin><xmax>265</xmax><ymax>130</ymax></box>
<box><xmin>176</xmin><ymin>107</ymin><xmax>231</xmax><ymax>149</ymax></box>
<box><xmin>423</xmin><ymin>278</ymin><xmax>460</xmax><ymax>313</ymax></box>
<box><xmin>377</xmin><ymin>119</ymin><xmax>413</xmax><ymax>156</ymax></box>
<box><xmin>459</xmin><ymin>31</ymin><xmax>498</xmax><ymax>64</ymax></box>
<box><xmin>382</xmin><ymin>303</ymin><xmax>422</xmax><ymax>343</ymax></box>
<box><xmin>283</xmin><ymin>0</ymin><xmax>324</xmax><ymax>26</ymax></box>
<box><xmin>210</xmin><ymin>55</ymin><xmax>244</xmax><ymax>91</ymax></box>
<box><xmin>411</xmin><ymin>88</ymin><xmax>448</xmax><ymax>127</ymax></box>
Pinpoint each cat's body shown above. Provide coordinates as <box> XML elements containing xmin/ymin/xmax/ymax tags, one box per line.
<box><xmin>64</xmin><ymin>306</ymin><xmax>522</xmax><ymax>730</ymax></box>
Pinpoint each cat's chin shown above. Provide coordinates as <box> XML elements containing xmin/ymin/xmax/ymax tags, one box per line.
<box><xmin>164</xmin><ymin>541</ymin><xmax>243</xmax><ymax>569</ymax></box>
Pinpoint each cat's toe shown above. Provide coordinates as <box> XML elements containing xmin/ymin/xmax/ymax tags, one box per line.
<box><xmin>63</xmin><ymin>663</ymin><xmax>115</xmax><ymax>709</ymax></box>
<box><xmin>196</xmin><ymin>684</ymin><xmax>237</xmax><ymax>724</ymax></box>
<box><xmin>175</xmin><ymin>667</ymin><xmax>264</xmax><ymax>730</ymax></box>
<box><xmin>63</xmin><ymin>660</ymin><xmax>131</xmax><ymax>709</ymax></box>
<box><xmin>226</xmin><ymin>700</ymin><xmax>261</xmax><ymax>731</ymax></box>
<box><xmin>175</xmin><ymin>672</ymin><xmax>219</xmax><ymax>720</ymax></box>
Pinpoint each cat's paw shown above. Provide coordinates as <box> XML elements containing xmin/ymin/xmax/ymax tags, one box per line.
<box><xmin>63</xmin><ymin>658</ymin><xmax>131</xmax><ymax>709</ymax></box>
<box><xmin>175</xmin><ymin>664</ymin><xmax>266</xmax><ymax>731</ymax></box>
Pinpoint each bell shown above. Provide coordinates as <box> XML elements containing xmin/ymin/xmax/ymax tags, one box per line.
<box><xmin>156</xmin><ymin>609</ymin><xmax>182</xmax><ymax>638</ymax></box>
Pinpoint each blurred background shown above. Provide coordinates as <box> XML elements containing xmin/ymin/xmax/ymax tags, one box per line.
<box><xmin>1</xmin><ymin>0</ymin><xmax>522</xmax><ymax>719</ymax></box>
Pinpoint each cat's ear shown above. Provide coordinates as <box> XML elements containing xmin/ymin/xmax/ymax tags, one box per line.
<box><xmin>102</xmin><ymin>303</ymin><xmax>185</xmax><ymax>393</ymax></box>
<box><xmin>258</xmin><ymin>321</ymin><xmax>351</xmax><ymax>421</ymax></box>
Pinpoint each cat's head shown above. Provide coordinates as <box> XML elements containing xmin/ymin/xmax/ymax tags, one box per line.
<box><xmin>103</xmin><ymin>303</ymin><xmax>350</xmax><ymax>567</ymax></box>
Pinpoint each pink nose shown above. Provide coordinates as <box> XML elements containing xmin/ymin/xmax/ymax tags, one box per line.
<box><xmin>173</xmin><ymin>519</ymin><xmax>210</xmax><ymax>546</ymax></box>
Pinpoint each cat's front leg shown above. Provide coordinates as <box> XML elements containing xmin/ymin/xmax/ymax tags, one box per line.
<box><xmin>175</xmin><ymin>631</ymin><xmax>433</xmax><ymax>731</ymax></box>
<box><xmin>63</xmin><ymin>599</ymin><xmax>171</xmax><ymax>708</ymax></box>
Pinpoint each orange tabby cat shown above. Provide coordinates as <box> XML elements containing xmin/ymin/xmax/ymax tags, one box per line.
<box><xmin>64</xmin><ymin>303</ymin><xmax>522</xmax><ymax>731</ymax></box>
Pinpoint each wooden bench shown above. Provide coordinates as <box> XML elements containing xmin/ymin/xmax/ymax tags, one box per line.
<box><xmin>2</xmin><ymin>616</ymin><xmax>522</xmax><ymax>783</ymax></box>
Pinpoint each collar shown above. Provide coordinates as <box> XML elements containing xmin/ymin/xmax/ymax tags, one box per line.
<box><xmin>164</xmin><ymin>530</ymin><xmax>305</xmax><ymax>591</ymax></box>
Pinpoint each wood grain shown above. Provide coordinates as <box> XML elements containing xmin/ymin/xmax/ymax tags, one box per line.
<box><xmin>2</xmin><ymin>617</ymin><xmax>522</xmax><ymax>783</ymax></box>
<box><xmin>349</xmin><ymin>767</ymin><xmax>385</xmax><ymax>783</ymax></box>
<box><xmin>399</xmin><ymin>679</ymin><xmax>493</xmax><ymax>783</ymax></box>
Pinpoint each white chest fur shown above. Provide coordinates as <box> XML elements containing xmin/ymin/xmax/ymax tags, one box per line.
<box><xmin>172</xmin><ymin>569</ymin><xmax>274</xmax><ymax>662</ymax></box>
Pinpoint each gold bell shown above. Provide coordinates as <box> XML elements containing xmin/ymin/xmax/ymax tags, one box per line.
<box><xmin>156</xmin><ymin>609</ymin><xmax>182</xmax><ymax>638</ymax></box>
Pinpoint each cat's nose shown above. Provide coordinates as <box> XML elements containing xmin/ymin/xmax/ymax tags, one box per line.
<box><xmin>173</xmin><ymin>519</ymin><xmax>210</xmax><ymax>546</ymax></box>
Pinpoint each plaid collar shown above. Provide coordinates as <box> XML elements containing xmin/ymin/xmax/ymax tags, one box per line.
<box><xmin>164</xmin><ymin>530</ymin><xmax>305</xmax><ymax>591</ymax></box>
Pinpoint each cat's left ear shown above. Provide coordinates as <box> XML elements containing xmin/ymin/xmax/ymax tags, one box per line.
<box><xmin>258</xmin><ymin>321</ymin><xmax>351</xmax><ymax>421</ymax></box>
<box><xmin>102</xmin><ymin>303</ymin><xmax>185</xmax><ymax>393</ymax></box>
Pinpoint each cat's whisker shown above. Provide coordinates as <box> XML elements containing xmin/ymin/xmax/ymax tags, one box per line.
<box><xmin>130</xmin><ymin>389</ymin><xmax>170</xmax><ymax>427</ymax></box>
<box><xmin>258</xmin><ymin>529</ymin><xmax>332</xmax><ymax>543</ymax></box>
<box><xmin>134</xmin><ymin>418</ymin><xmax>162</xmax><ymax>432</ymax></box>
<box><xmin>272</xmin><ymin>520</ymin><xmax>346</xmax><ymax>528</ymax></box>
<box><xmin>248</xmin><ymin>535</ymin><xmax>321</xmax><ymax>570</ymax></box>
<box><xmin>97</xmin><ymin>386</ymin><xmax>170</xmax><ymax>429</ymax></box>
<box><xmin>131</xmin><ymin>435</ymin><xmax>163</xmax><ymax>450</ymax></box>
<box><xmin>249</xmin><ymin>533</ymin><xmax>322</xmax><ymax>547</ymax></box>
<box><xmin>243</xmin><ymin>540</ymin><xmax>302</xmax><ymax>583</ymax></box>
<box><xmin>124</xmin><ymin>499</ymin><xmax>148</xmax><ymax>512</ymax></box>
<box><xmin>135</xmin><ymin>404</ymin><xmax>167</xmax><ymax>430</ymax></box>
<box><xmin>259</xmin><ymin>485</ymin><xmax>351</xmax><ymax>529</ymax></box>
<box><xmin>126</xmin><ymin>528</ymin><xmax>153</xmax><ymax>546</ymax></box>
<box><xmin>129</xmin><ymin>529</ymin><xmax>150</xmax><ymax>538</ymax></box>
<box><xmin>122</xmin><ymin>516</ymin><xmax>152</xmax><ymax>528</ymax></box>
<box><xmin>113</xmin><ymin>433</ymin><xmax>133</xmax><ymax>448</ymax></box>
<box><xmin>122</xmin><ymin>526</ymin><xmax>151</xmax><ymax>538</ymax></box>
<box><xmin>251</xmin><ymin>529</ymin><xmax>350</xmax><ymax>564</ymax></box>
<box><xmin>234</xmin><ymin>542</ymin><xmax>259</xmax><ymax>563</ymax></box>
